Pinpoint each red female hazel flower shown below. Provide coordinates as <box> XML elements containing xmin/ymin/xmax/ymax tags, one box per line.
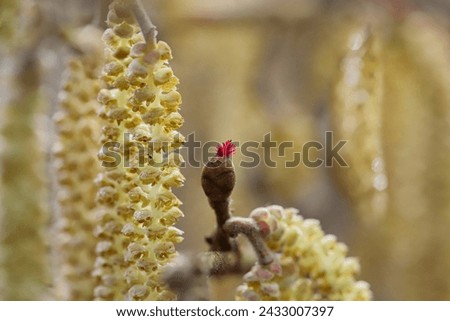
<box><xmin>216</xmin><ymin>140</ymin><xmax>236</xmax><ymax>158</ymax></box>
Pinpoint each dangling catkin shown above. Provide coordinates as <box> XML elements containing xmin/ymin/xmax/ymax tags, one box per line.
<box><xmin>93</xmin><ymin>1</ymin><xmax>184</xmax><ymax>300</ymax></box>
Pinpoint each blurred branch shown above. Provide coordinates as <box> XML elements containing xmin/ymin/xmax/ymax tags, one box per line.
<box><xmin>93</xmin><ymin>0</ymin><xmax>110</xmax><ymax>28</ymax></box>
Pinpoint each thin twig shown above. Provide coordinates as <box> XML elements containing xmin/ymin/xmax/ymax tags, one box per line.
<box><xmin>128</xmin><ymin>0</ymin><xmax>157</xmax><ymax>47</ymax></box>
<box><xmin>224</xmin><ymin>217</ymin><xmax>274</xmax><ymax>265</ymax></box>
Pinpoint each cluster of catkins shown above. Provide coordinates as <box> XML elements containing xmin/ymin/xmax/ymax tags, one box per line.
<box><xmin>235</xmin><ymin>205</ymin><xmax>372</xmax><ymax>301</ymax></box>
<box><xmin>1</xmin><ymin>0</ymin><xmax>372</xmax><ymax>301</ymax></box>
<box><xmin>51</xmin><ymin>1</ymin><xmax>185</xmax><ymax>301</ymax></box>
<box><xmin>199</xmin><ymin>142</ymin><xmax>371</xmax><ymax>301</ymax></box>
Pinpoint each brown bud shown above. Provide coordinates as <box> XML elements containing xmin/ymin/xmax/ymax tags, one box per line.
<box><xmin>201</xmin><ymin>155</ymin><xmax>236</xmax><ymax>252</ymax></box>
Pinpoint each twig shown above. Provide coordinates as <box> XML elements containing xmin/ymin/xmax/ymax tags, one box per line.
<box><xmin>224</xmin><ymin>217</ymin><xmax>274</xmax><ymax>265</ymax></box>
<box><xmin>163</xmin><ymin>254</ymin><xmax>210</xmax><ymax>301</ymax></box>
<box><xmin>93</xmin><ymin>0</ymin><xmax>110</xmax><ymax>28</ymax></box>
<box><xmin>128</xmin><ymin>0</ymin><xmax>157</xmax><ymax>47</ymax></box>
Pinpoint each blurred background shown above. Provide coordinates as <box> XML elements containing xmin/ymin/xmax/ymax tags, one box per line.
<box><xmin>1</xmin><ymin>0</ymin><xmax>449</xmax><ymax>300</ymax></box>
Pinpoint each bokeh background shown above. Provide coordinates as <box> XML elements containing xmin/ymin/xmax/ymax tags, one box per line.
<box><xmin>1</xmin><ymin>0</ymin><xmax>449</xmax><ymax>300</ymax></box>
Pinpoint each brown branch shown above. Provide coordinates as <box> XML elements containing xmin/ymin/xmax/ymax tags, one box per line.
<box><xmin>224</xmin><ymin>217</ymin><xmax>274</xmax><ymax>265</ymax></box>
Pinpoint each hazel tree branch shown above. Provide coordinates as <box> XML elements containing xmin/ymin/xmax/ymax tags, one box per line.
<box><xmin>224</xmin><ymin>217</ymin><xmax>274</xmax><ymax>265</ymax></box>
<box><xmin>93</xmin><ymin>0</ymin><xmax>110</xmax><ymax>28</ymax></box>
<box><xmin>128</xmin><ymin>0</ymin><xmax>157</xmax><ymax>47</ymax></box>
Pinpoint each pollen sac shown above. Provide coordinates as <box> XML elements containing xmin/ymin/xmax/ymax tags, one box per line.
<box><xmin>164</xmin><ymin>112</ymin><xmax>184</xmax><ymax>130</ymax></box>
<box><xmin>139</xmin><ymin>167</ymin><xmax>161</xmax><ymax>185</ymax></box>
<box><xmin>153</xmin><ymin>67</ymin><xmax>174</xmax><ymax>85</ymax></box>
<box><xmin>97</xmin><ymin>186</ymin><xmax>119</xmax><ymax>205</ymax></box>
<box><xmin>127</xmin><ymin>59</ymin><xmax>148</xmax><ymax>79</ymax></box>
<box><xmin>133</xmin><ymin>209</ymin><xmax>152</xmax><ymax>223</ymax></box>
<box><xmin>142</xmin><ymin>106</ymin><xmax>165</xmax><ymax>125</ymax></box>
<box><xmin>132</xmin><ymin>124</ymin><xmax>151</xmax><ymax>142</ymax></box>
<box><xmin>160</xmin><ymin>168</ymin><xmax>185</xmax><ymax>189</ymax></box>
<box><xmin>104</xmin><ymin>62</ymin><xmax>124</xmax><ymax>77</ymax></box>
<box><xmin>130</xmin><ymin>43</ymin><xmax>147</xmax><ymax>58</ymax></box>
<box><xmin>127</xmin><ymin>285</ymin><xmax>148</xmax><ymax>300</ymax></box>
<box><xmin>133</xmin><ymin>88</ymin><xmax>156</xmax><ymax>105</ymax></box>
<box><xmin>113</xmin><ymin>22</ymin><xmax>134</xmax><ymax>38</ymax></box>
<box><xmin>157</xmin><ymin>41</ymin><xmax>172</xmax><ymax>60</ymax></box>
<box><xmin>160</xmin><ymin>91</ymin><xmax>182</xmax><ymax>112</ymax></box>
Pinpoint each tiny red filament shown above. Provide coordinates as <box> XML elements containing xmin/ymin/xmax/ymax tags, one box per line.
<box><xmin>216</xmin><ymin>140</ymin><xmax>236</xmax><ymax>158</ymax></box>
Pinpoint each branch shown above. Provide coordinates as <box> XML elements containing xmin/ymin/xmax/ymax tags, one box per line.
<box><xmin>93</xmin><ymin>0</ymin><xmax>110</xmax><ymax>29</ymax></box>
<box><xmin>224</xmin><ymin>217</ymin><xmax>274</xmax><ymax>265</ymax></box>
<box><xmin>163</xmin><ymin>254</ymin><xmax>209</xmax><ymax>300</ymax></box>
<box><xmin>128</xmin><ymin>0</ymin><xmax>157</xmax><ymax>47</ymax></box>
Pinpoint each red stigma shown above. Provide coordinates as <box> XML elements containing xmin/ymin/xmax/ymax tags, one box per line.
<box><xmin>216</xmin><ymin>140</ymin><xmax>236</xmax><ymax>158</ymax></box>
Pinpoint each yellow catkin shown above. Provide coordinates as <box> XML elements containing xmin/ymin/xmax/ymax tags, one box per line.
<box><xmin>93</xmin><ymin>1</ymin><xmax>185</xmax><ymax>300</ymax></box>
<box><xmin>0</xmin><ymin>55</ymin><xmax>49</xmax><ymax>300</ymax></box>
<box><xmin>380</xmin><ymin>13</ymin><xmax>450</xmax><ymax>300</ymax></box>
<box><xmin>328</xmin><ymin>13</ymin><xmax>450</xmax><ymax>300</ymax></box>
<box><xmin>330</xmin><ymin>26</ymin><xmax>387</xmax><ymax>223</ymax></box>
<box><xmin>52</xmin><ymin>27</ymin><xmax>104</xmax><ymax>300</ymax></box>
<box><xmin>236</xmin><ymin>205</ymin><xmax>372</xmax><ymax>301</ymax></box>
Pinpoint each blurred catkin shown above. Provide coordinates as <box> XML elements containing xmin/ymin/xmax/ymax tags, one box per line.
<box><xmin>52</xmin><ymin>26</ymin><xmax>104</xmax><ymax>300</ymax></box>
<box><xmin>235</xmin><ymin>205</ymin><xmax>371</xmax><ymax>301</ymax></box>
<box><xmin>328</xmin><ymin>11</ymin><xmax>450</xmax><ymax>299</ymax></box>
<box><xmin>379</xmin><ymin>13</ymin><xmax>450</xmax><ymax>299</ymax></box>
<box><xmin>0</xmin><ymin>0</ymin><xmax>50</xmax><ymax>300</ymax></box>
<box><xmin>0</xmin><ymin>54</ymin><xmax>50</xmax><ymax>300</ymax></box>
<box><xmin>331</xmin><ymin>26</ymin><xmax>387</xmax><ymax>223</ymax></box>
<box><xmin>93</xmin><ymin>1</ymin><xmax>184</xmax><ymax>300</ymax></box>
